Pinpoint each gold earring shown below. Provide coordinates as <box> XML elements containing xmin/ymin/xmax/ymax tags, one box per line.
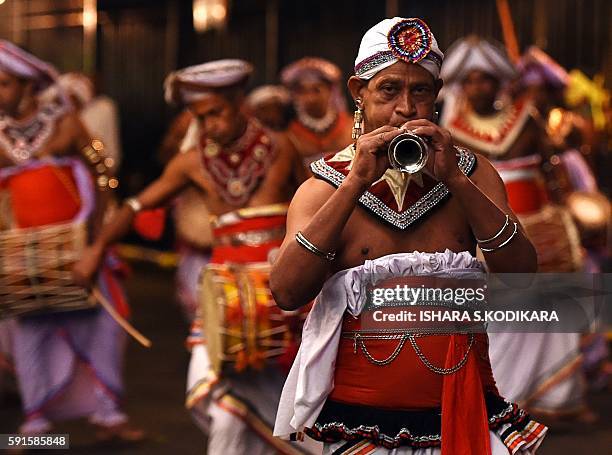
<box><xmin>352</xmin><ymin>99</ymin><xmax>364</xmax><ymax>140</ymax></box>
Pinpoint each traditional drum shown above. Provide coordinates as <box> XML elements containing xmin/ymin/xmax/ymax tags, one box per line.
<box><xmin>566</xmin><ymin>190</ymin><xmax>611</xmax><ymax>247</ymax></box>
<box><xmin>493</xmin><ymin>155</ymin><xmax>583</xmax><ymax>271</ymax></box>
<box><xmin>209</xmin><ymin>203</ymin><xmax>289</xmax><ymax>264</ymax></box>
<box><xmin>201</xmin><ymin>262</ymin><xmax>307</xmax><ymax>374</ymax></box>
<box><xmin>0</xmin><ymin>159</ymin><xmax>95</xmax><ymax>318</ymax></box>
<box><xmin>493</xmin><ymin>155</ymin><xmax>549</xmax><ymax>215</ymax></box>
<box><xmin>198</xmin><ymin>203</ymin><xmax>309</xmax><ymax>374</ymax></box>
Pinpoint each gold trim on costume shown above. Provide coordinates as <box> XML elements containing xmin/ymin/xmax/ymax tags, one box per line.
<box><xmin>212</xmin><ymin>203</ymin><xmax>289</xmax><ymax>228</ymax></box>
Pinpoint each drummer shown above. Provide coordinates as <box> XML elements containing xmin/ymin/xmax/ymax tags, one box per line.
<box><xmin>281</xmin><ymin>57</ymin><xmax>353</xmax><ymax>168</ymax></box>
<box><xmin>73</xmin><ymin>59</ymin><xmax>310</xmax><ymax>454</ymax></box>
<box><xmin>439</xmin><ymin>36</ymin><xmax>589</xmax><ymax>421</ymax></box>
<box><xmin>0</xmin><ymin>41</ymin><xmax>142</xmax><ymax>441</ymax></box>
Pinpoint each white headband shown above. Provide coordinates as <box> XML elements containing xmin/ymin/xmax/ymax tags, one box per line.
<box><xmin>164</xmin><ymin>59</ymin><xmax>253</xmax><ymax>105</ymax></box>
<box><xmin>440</xmin><ymin>36</ymin><xmax>516</xmax><ymax>84</ymax></box>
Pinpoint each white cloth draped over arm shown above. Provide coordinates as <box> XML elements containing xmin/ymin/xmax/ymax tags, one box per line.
<box><xmin>274</xmin><ymin>249</ymin><xmax>485</xmax><ymax>438</ymax></box>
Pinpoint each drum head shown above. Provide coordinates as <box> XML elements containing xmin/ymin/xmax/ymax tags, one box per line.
<box><xmin>566</xmin><ymin>191</ymin><xmax>610</xmax><ymax>233</ymax></box>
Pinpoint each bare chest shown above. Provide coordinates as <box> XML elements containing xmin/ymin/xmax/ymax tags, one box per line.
<box><xmin>187</xmin><ymin>165</ymin><xmax>292</xmax><ymax>216</ymax></box>
<box><xmin>334</xmin><ymin>198</ymin><xmax>475</xmax><ymax>272</ymax></box>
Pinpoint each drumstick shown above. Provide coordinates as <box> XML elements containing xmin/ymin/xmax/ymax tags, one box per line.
<box><xmin>92</xmin><ymin>288</ymin><xmax>152</xmax><ymax>348</ymax></box>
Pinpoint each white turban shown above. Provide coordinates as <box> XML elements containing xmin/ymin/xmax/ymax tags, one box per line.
<box><xmin>280</xmin><ymin>57</ymin><xmax>342</xmax><ymax>87</ymax></box>
<box><xmin>164</xmin><ymin>59</ymin><xmax>253</xmax><ymax>105</ymax></box>
<box><xmin>440</xmin><ymin>36</ymin><xmax>516</xmax><ymax>84</ymax></box>
<box><xmin>246</xmin><ymin>85</ymin><xmax>291</xmax><ymax>108</ymax></box>
<box><xmin>0</xmin><ymin>40</ymin><xmax>57</xmax><ymax>91</ymax></box>
<box><xmin>281</xmin><ymin>57</ymin><xmax>347</xmax><ymax>112</ymax></box>
<box><xmin>355</xmin><ymin>17</ymin><xmax>444</xmax><ymax>80</ymax></box>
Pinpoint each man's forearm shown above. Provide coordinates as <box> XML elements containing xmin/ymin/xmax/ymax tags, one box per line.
<box><xmin>271</xmin><ymin>177</ymin><xmax>367</xmax><ymax>309</ymax></box>
<box><xmin>91</xmin><ymin>204</ymin><xmax>136</xmax><ymax>255</ymax></box>
<box><xmin>446</xmin><ymin>174</ymin><xmax>537</xmax><ymax>273</ymax></box>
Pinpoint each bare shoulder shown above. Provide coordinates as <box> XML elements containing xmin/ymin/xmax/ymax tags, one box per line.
<box><xmin>49</xmin><ymin>110</ymin><xmax>91</xmax><ymax>156</ymax></box>
<box><xmin>289</xmin><ymin>176</ymin><xmax>336</xmax><ymax>215</ymax></box>
<box><xmin>469</xmin><ymin>153</ymin><xmax>503</xmax><ymax>186</ymax></box>
<box><xmin>268</xmin><ymin>130</ymin><xmax>292</xmax><ymax>149</ymax></box>
<box><xmin>466</xmin><ymin>152</ymin><xmax>507</xmax><ymax>202</ymax></box>
<box><xmin>57</xmin><ymin>110</ymin><xmax>81</xmax><ymax>126</ymax></box>
<box><xmin>165</xmin><ymin>147</ymin><xmax>200</xmax><ymax>177</ymax></box>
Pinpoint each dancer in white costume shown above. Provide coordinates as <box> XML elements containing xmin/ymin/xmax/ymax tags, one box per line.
<box><xmin>440</xmin><ymin>36</ymin><xmax>588</xmax><ymax>418</ymax></box>
<box><xmin>0</xmin><ymin>40</ymin><xmax>142</xmax><ymax>442</ymax></box>
<box><xmin>75</xmin><ymin>59</ymin><xmax>314</xmax><ymax>454</ymax></box>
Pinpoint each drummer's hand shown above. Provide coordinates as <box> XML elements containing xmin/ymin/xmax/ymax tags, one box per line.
<box><xmin>346</xmin><ymin>126</ymin><xmax>405</xmax><ymax>188</ymax></box>
<box><xmin>72</xmin><ymin>244</ymin><xmax>104</xmax><ymax>288</ymax></box>
<box><xmin>401</xmin><ymin>119</ymin><xmax>462</xmax><ymax>184</ymax></box>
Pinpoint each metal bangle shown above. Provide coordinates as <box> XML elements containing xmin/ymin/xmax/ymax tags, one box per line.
<box><xmin>125</xmin><ymin>197</ymin><xmax>143</xmax><ymax>213</ymax></box>
<box><xmin>295</xmin><ymin>231</ymin><xmax>336</xmax><ymax>261</ymax></box>
<box><xmin>480</xmin><ymin>222</ymin><xmax>518</xmax><ymax>252</ymax></box>
<box><xmin>475</xmin><ymin>214</ymin><xmax>509</xmax><ymax>244</ymax></box>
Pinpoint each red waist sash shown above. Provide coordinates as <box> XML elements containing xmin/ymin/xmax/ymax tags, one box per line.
<box><xmin>210</xmin><ymin>204</ymin><xmax>287</xmax><ymax>264</ymax></box>
<box><xmin>331</xmin><ymin>319</ymin><xmax>496</xmax><ymax>409</ymax></box>
<box><xmin>504</xmin><ymin>178</ymin><xmax>548</xmax><ymax>215</ymax></box>
<box><xmin>330</xmin><ymin>274</ymin><xmax>495</xmax><ymax>454</ymax></box>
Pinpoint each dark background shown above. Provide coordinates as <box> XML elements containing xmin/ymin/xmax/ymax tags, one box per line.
<box><xmin>0</xmin><ymin>0</ymin><xmax>609</xmax><ymax>194</ymax></box>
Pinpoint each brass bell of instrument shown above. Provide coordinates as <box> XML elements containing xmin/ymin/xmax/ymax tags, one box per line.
<box><xmin>387</xmin><ymin>132</ymin><xmax>429</xmax><ymax>174</ymax></box>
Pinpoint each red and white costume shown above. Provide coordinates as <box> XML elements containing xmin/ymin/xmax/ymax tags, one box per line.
<box><xmin>275</xmin><ymin>19</ymin><xmax>547</xmax><ymax>454</ymax></box>
<box><xmin>0</xmin><ymin>41</ymin><xmax>130</xmax><ymax>434</ymax></box>
<box><xmin>440</xmin><ymin>36</ymin><xmax>586</xmax><ymax>418</ymax></box>
<box><xmin>165</xmin><ymin>61</ymin><xmax>318</xmax><ymax>454</ymax></box>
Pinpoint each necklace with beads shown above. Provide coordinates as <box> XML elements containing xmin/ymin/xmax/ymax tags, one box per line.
<box><xmin>296</xmin><ymin>106</ymin><xmax>338</xmax><ymax>134</ymax></box>
<box><xmin>199</xmin><ymin>119</ymin><xmax>276</xmax><ymax>206</ymax></box>
<box><xmin>0</xmin><ymin>100</ymin><xmax>67</xmax><ymax>164</ymax></box>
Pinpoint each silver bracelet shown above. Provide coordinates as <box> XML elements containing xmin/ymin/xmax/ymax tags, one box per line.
<box><xmin>480</xmin><ymin>222</ymin><xmax>518</xmax><ymax>252</ymax></box>
<box><xmin>475</xmin><ymin>214</ymin><xmax>509</xmax><ymax>244</ymax></box>
<box><xmin>295</xmin><ymin>231</ymin><xmax>336</xmax><ymax>261</ymax></box>
<box><xmin>125</xmin><ymin>197</ymin><xmax>143</xmax><ymax>213</ymax></box>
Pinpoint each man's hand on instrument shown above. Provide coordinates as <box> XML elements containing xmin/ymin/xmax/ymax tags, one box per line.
<box><xmin>72</xmin><ymin>244</ymin><xmax>104</xmax><ymax>288</ymax></box>
<box><xmin>401</xmin><ymin>119</ymin><xmax>463</xmax><ymax>185</ymax></box>
<box><xmin>346</xmin><ymin>125</ymin><xmax>406</xmax><ymax>188</ymax></box>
